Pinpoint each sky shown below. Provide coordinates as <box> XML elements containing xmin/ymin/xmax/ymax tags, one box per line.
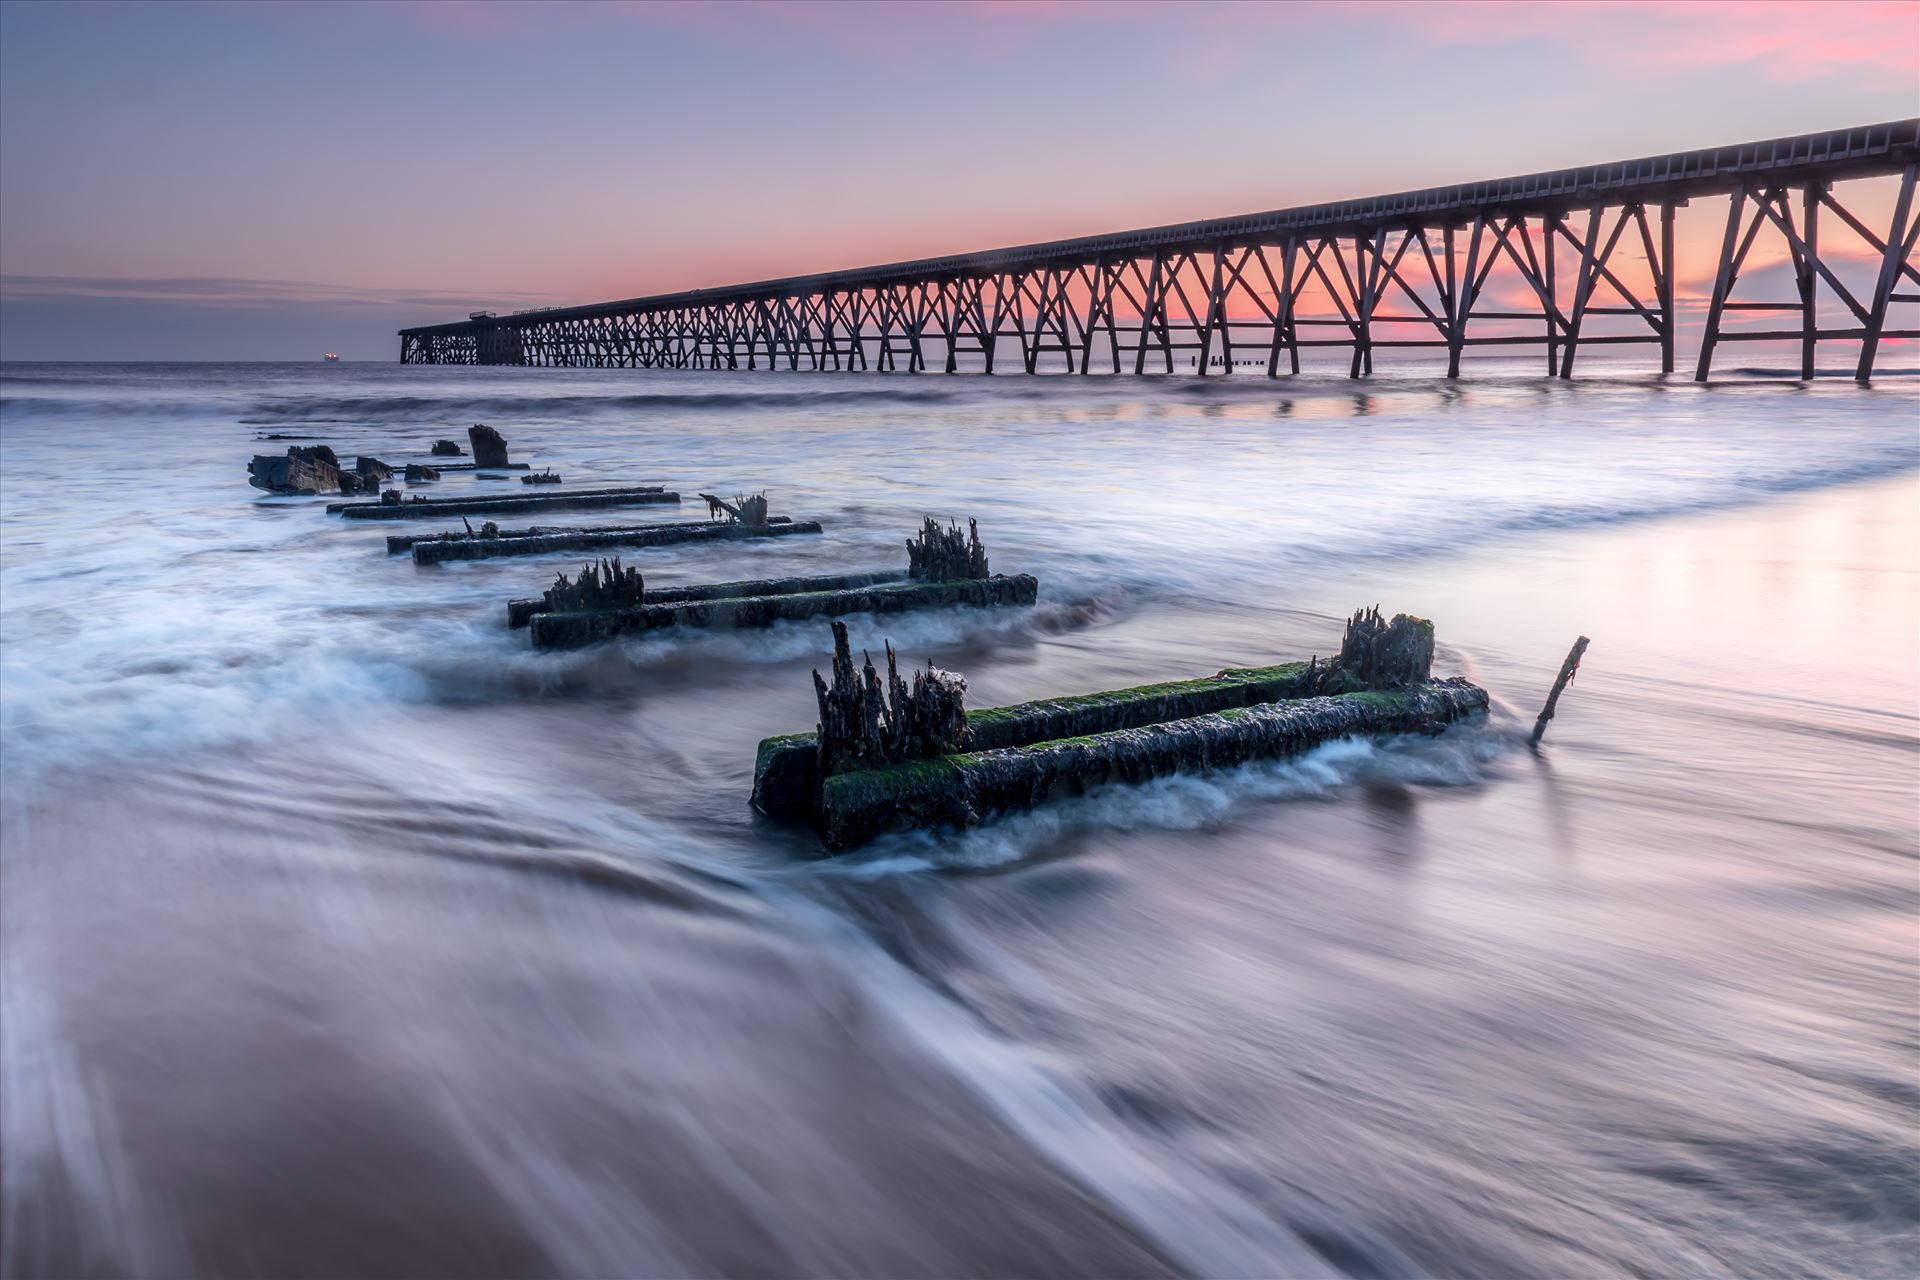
<box><xmin>1</xmin><ymin>0</ymin><xmax>1916</xmax><ymax>361</ymax></box>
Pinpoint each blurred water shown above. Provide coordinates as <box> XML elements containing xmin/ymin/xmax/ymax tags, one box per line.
<box><xmin>2</xmin><ymin>360</ymin><xmax>1916</xmax><ymax>1278</ymax></box>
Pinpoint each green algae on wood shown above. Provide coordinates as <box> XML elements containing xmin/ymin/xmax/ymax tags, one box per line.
<box><xmin>751</xmin><ymin>606</ymin><xmax>1481</xmax><ymax>851</ymax></box>
<box><xmin>751</xmin><ymin>661</ymin><xmax>1316</xmax><ymax>820</ymax></box>
<box><xmin>529</xmin><ymin>573</ymin><xmax>1038</xmax><ymax>650</ymax></box>
<box><xmin>814</xmin><ymin>682</ymin><xmax>1487</xmax><ymax>851</ymax></box>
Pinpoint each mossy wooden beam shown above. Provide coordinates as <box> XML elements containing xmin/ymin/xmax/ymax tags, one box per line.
<box><xmin>409</xmin><ymin>517</ymin><xmax>819</xmax><ymax>564</ymax></box>
<box><xmin>816</xmin><ymin>682</ymin><xmax>1488</xmax><ymax>851</ymax></box>
<box><xmin>508</xmin><ymin>569</ymin><xmax>906</xmax><ymax>627</ymax></box>
<box><xmin>751</xmin><ymin>662</ymin><xmax>1316</xmax><ymax>820</ymax></box>
<box><xmin>328</xmin><ymin>486</ymin><xmax>676</xmax><ymax>521</ymax></box>
<box><xmin>529</xmin><ymin>574</ymin><xmax>1039</xmax><ymax>650</ymax></box>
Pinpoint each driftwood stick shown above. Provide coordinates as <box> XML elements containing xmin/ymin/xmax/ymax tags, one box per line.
<box><xmin>1530</xmin><ymin>636</ymin><xmax>1590</xmax><ymax>747</ymax></box>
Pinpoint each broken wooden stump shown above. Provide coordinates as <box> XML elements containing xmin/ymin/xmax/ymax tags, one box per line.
<box><xmin>750</xmin><ymin>607</ymin><xmax>1487</xmax><ymax>851</ymax></box>
<box><xmin>468</xmin><ymin>424</ymin><xmax>510</xmax><ymax>468</ymax></box>
<box><xmin>508</xmin><ymin>568</ymin><xmax>904</xmax><ymax>627</ymax></box>
<box><xmin>539</xmin><ymin>557</ymin><xmax>647</xmax><ymax>614</ymax></box>
<box><xmin>521</xmin><ymin>470</ymin><xmax>563</xmax><ymax>485</ymax></box>
<box><xmin>810</xmin><ymin>620</ymin><xmax>970</xmax><ymax>779</ymax></box>
<box><xmin>327</xmin><ymin>485</ymin><xmax>678</xmax><ymax>521</ymax></box>
<box><xmin>247</xmin><ymin>445</ymin><xmax>340</xmax><ymax>495</ymax></box>
<box><xmin>404</xmin><ymin>464</ymin><xmax>441</xmax><ymax>483</ymax></box>
<box><xmin>1308</xmin><ymin>606</ymin><xmax>1435</xmax><ymax>694</ymax></box>
<box><xmin>430</xmin><ymin>439</ymin><xmax>465</xmax><ymax>457</ymax></box>
<box><xmin>906</xmin><ymin>517</ymin><xmax>990</xmax><ymax>581</ymax></box>
<box><xmin>1530</xmin><ymin>636</ymin><xmax>1590</xmax><ymax>747</ymax></box>
<box><xmin>404</xmin><ymin>516</ymin><xmax>812</xmax><ymax>563</ymax></box>
<box><xmin>528</xmin><ymin>573</ymin><xmax>1039</xmax><ymax>650</ymax></box>
<box><xmin>699</xmin><ymin>492</ymin><xmax>772</xmax><ymax>526</ymax></box>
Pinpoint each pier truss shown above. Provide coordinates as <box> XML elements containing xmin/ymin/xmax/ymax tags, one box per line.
<box><xmin>402</xmin><ymin>120</ymin><xmax>1919</xmax><ymax>380</ymax></box>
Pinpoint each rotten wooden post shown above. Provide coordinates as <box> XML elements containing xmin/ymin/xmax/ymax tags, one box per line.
<box><xmin>1530</xmin><ymin>636</ymin><xmax>1591</xmax><ymax>747</ymax></box>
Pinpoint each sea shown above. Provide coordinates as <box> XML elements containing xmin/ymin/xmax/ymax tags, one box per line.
<box><xmin>2</xmin><ymin>358</ymin><xmax>1916</xmax><ymax>1278</ymax></box>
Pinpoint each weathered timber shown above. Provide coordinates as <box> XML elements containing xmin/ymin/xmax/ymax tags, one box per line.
<box><xmin>1530</xmin><ymin>636</ymin><xmax>1591</xmax><ymax>746</ymax></box>
<box><xmin>327</xmin><ymin>486</ymin><xmax>677</xmax><ymax>520</ymax></box>
<box><xmin>521</xmin><ymin>470</ymin><xmax>563</xmax><ymax>485</ymax></box>
<box><xmin>248</xmin><ymin>445</ymin><xmax>340</xmax><ymax>495</ymax></box>
<box><xmin>906</xmin><ymin>517</ymin><xmax>990</xmax><ymax>581</ymax></box>
<box><xmin>468</xmin><ymin>424</ymin><xmax>510</xmax><ymax>468</ymax></box>
<box><xmin>700</xmin><ymin>492</ymin><xmax>771</xmax><ymax>525</ymax></box>
<box><xmin>405</xmin><ymin>464</ymin><xmax>441</xmax><ymax>483</ymax></box>
<box><xmin>430</xmin><ymin>439</ymin><xmax>465</xmax><ymax>457</ymax></box>
<box><xmin>541</xmin><ymin>557</ymin><xmax>645</xmax><ymax>612</ymax></box>
<box><xmin>529</xmin><ymin>574</ymin><xmax>1038</xmax><ymax>650</ymax></box>
<box><xmin>337</xmin><ymin>473</ymin><xmax>371</xmax><ymax>497</ymax></box>
<box><xmin>386</xmin><ymin>515</ymin><xmax>793</xmax><ymax>554</ymax></box>
<box><xmin>509</xmin><ymin>568</ymin><xmax>904</xmax><ymax>627</ymax></box>
<box><xmin>811</xmin><ymin>620</ymin><xmax>969</xmax><ymax>778</ymax></box>
<box><xmin>409</xmin><ymin>517</ymin><xmax>815</xmax><ymax>564</ymax></box>
<box><xmin>1311</xmin><ymin>606</ymin><xmax>1434</xmax><ymax>693</ymax></box>
<box><xmin>752</xmin><ymin>660</ymin><xmax>1318</xmax><ymax>821</ymax></box>
<box><xmin>817</xmin><ymin>683</ymin><xmax>1488</xmax><ymax>851</ymax></box>
<box><xmin>355</xmin><ymin>456</ymin><xmax>394</xmax><ymax>484</ymax></box>
<box><xmin>417</xmin><ymin>461</ymin><xmax>531</xmax><ymax>472</ymax></box>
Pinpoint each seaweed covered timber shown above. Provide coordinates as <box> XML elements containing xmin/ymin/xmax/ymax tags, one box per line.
<box><xmin>402</xmin><ymin>516</ymin><xmax>812</xmax><ymax>564</ymax></box>
<box><xmin>753</xmin><ymin>608</ymin><xmax>1489</xmax><ymax>852</ymax></box>
<box><xmin>525</xmin><ymin>518</ymin><xmax>1038</xmax><ymax>649</ymax></box>
<box><xmin>326</xmin><ymin>485</ymin><xmax>680</xmax><ymax>521</ymax></box>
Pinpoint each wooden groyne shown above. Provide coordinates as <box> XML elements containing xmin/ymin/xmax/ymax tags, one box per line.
<box><xmin>388</xmin><ymin>515</ymin><xmax>794</xmax><ymax>555</ymax></box>
<box><xmin>753</xmin><ymin>608</ymin><xmax>1488</xmax><ymax>852</ymax></box>
<box><xmin>414</xmin><ymin>461</ymin><xmax>531</xmax><ymax>472</ymax></box>
<box><xmin>327</xmin><ymin>486</ymin><xmax>678</xmax><ymax>521</ymax></box>
<box><xmin>408</xmin><ymin>517</ymin><xmax>817</xmax><ymax>564</ymax></box>
<box><xmin>815</xmin><ymin>683</ymin><xmax>1486</xmax><ymax>850</ymax></box>
<box><xmin>753</xmin><ymin>659</ymin><xmax>1321</xmax><ymax>821</ymax></box>
<box><xmin>508</xmin><ymin>568</ymin><xmax>905</xmax><ymax>627</ymax></box>
<box><xmin>530</xmin><ymin>574</ymin><xmax>1038</xmax><ymax>649</ymax></box>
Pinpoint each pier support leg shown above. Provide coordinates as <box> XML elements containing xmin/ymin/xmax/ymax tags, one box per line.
<box><xmin>1857</xmin><ymin>161</ymin><xmax>1918</xmax><ymax>383</ymax></box>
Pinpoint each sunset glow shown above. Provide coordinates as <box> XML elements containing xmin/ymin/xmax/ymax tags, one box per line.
<box><xmin>2</xmin><ymin>0</ymin><xmax>1916</xmax><ymax>358</ymax></box>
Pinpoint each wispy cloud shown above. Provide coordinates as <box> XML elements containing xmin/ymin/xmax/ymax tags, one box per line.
<box><xmin>0</xmin><ymin>275</ymin><xmax>565</xmax><ymax>310</ymax></box>
<box><xmin>354</xmin><ymin>0</ymin><xmax>1920</xmax><ymax>84</ymax></box>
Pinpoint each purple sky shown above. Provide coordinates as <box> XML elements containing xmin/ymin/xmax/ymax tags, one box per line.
<box><xmin>1</xmin><ymin>0</ymin><xmax>1915</xmax><ymax>360</ymax></box>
